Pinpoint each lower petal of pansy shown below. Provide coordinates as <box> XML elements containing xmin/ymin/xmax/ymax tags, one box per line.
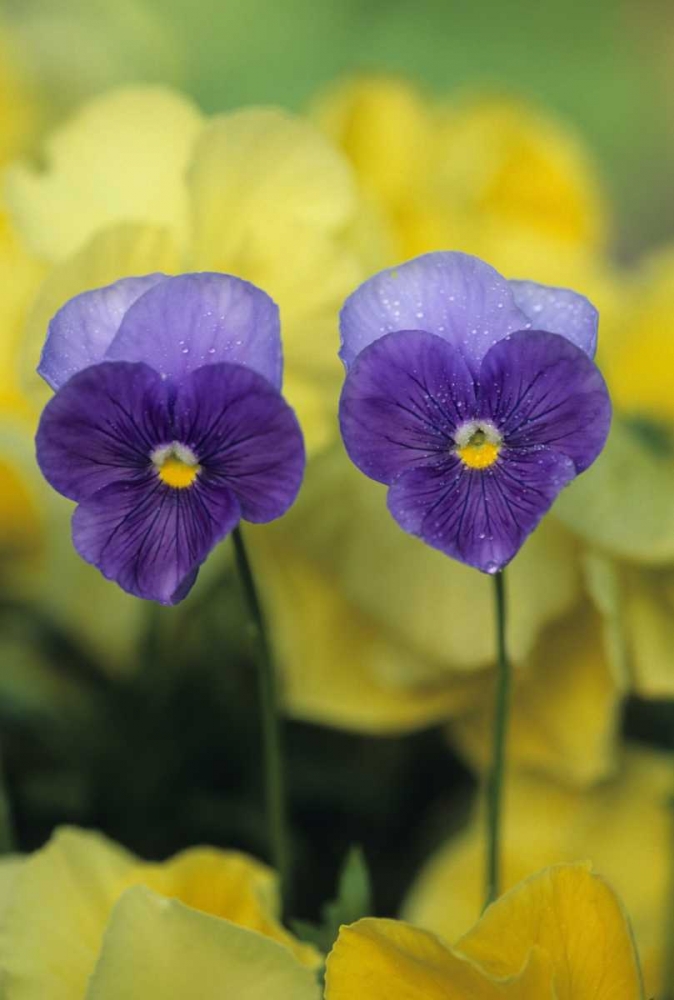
<box><xmin>339</xmin><ymin>329</ymin><xmax>476</xmax><ymax>484</ymax></box>
<box><xmin>387</xmin><ymin>448</ymin><xmax>575</xmax><ymax>573</ymax></box>
<box><xmin>72</xmin><ymin>473</ymin><xmax>241</xmax><ymax>604</ymax></box>
<box><xmin>173</xmin><ymin>362</ymin><xmax>305</xmax><ymax>523</ymax></box>
<box><xmin>479</xmin><ymin>330</ymin><xmax>611</xmax><ymax>473</ymax></box>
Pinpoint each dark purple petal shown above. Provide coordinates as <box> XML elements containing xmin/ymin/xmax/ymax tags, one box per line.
<box><xmin>172</xmin><ymin>363</ymin><xmax>305</xmax><ymax>522</ymax></box>
<box><xmin>72</xmin><ymin>473</ymin><xmax>241</xmax><ymax>604</ymax></box>
<box><xmin>339</xmin><ymin>330</ymin><xmax>477</xmax><ymax>485</ymax></box>
<box><xmin>36</xmin><ymin>362</ymin><xmax>169</xmax><ymax>502</ymax></box>
<box><xmin>38</xmin><ymin>275</ymin><xmax>167</xmax><ymax>390</ymax></box>
<box><xmin>478</xmin><ymin>330</ymin><xmax>611</xmax><ymax>473</ymax></box>
<box><xmin>387</xmin><ymin>448</ymin><xmax>576</xmax><ymax>573</ymax></box>
<box><xmin>106</xmin><ymin>273</ymin><xmax>282</xmax><ymax>388</ymax></box>
<box><xmin>339</xmin><ymin>252</ymin><xmax>529</xmax><ymax>371</ymax></box>
<box><xmin>509</xmin><ymin>279</ymin><xmax>598</xmax><ymax>358</ymax></box>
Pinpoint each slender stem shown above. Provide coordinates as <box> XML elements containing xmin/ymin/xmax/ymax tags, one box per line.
<box><xmin>231</xmin><ymin>526</ymin><xmax>290</xmax><ymax>901</ymax></box>
<box><xmin>484</xmin><ymin>569</ymin><xmax>511</xmax><ymax>910</ymax></box>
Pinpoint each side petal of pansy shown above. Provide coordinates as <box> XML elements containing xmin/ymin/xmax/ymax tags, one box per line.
<box><xmin>339</xmin><ymin>251</ymin><xmax>529</xmax><ymax>371</ymax></box>
<box><xmin>38</xmin><ymin>273</ymin><xmax>167</xmax><ymax>390</ymax></box>
<box><xmin>86</xmin><ymin>886</ymin><xmax>321</xmax><ymax>1000</ymax></box>
<box><xmin>324</xmin><ymin>917</ymin><xmax>553</xmax><ymax>1000</ymax></box>
<box><xmin>509</xmin><ymin>280</ymin><xmax>598</xmax><ymax>358</ymax></box>
<box><xmin>106</xmin><ymin>272</ymin><xmax>282</xmax><ymax>389</ymax></box>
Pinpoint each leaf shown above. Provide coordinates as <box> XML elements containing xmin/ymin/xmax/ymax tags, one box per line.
<box><xmin>291</xmin><ymin>846</ymin><xmax>373</xmax><ymax>955</ymax></box>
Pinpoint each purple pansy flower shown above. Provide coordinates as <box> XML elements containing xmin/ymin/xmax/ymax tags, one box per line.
<box><xmin>338</xmin><ymin>252</ymin><xmax>611</xmax><ymax>573</ymax></box>
<box><xmin>36</xmin><ymin>273</ymin><xmax>305</xmax><ymax>604</ymax></box>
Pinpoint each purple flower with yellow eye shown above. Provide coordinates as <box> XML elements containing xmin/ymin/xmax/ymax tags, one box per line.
<box><xmin>35</xmin><ymin>273</ymin><xmax>305</xmax><ymax>604</ymax></box>
<box><xmin>339</xmin><ymin>252</ymin><xmax>611</xmax><ymax>573</ymax></box>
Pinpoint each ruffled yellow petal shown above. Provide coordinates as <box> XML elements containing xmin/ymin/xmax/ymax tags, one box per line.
<box><xmin>6</xmin><ymin>87</ymin><xmax>203</xmax><ymax>261</ymax></box>
<box><xmin>0</xmin><ymin>827</ymin><xmax>317</xmax><ymax>999</ymax></box>
<box><xmin>325</xmin><ymin>917</ymin><xmax>554</xmax><ymax>1000</ymax></box>
<box><xmin>87</xmin><ymin>886</ymin><xmax>321</xmax><ymax>1000</ymax></box>
<box><xmin>0</xmin><ymin>827</ymin><xmax>134</xmax><ymax>1000</ymax></box>
<box><xmin>405</xmin><ymin>746</ymin><xmax>667</xmax><ymax>998</ymax></box>
<box><xmin>449</xmin><ymin>605</ymin><xmax>622</xmax><ymax>786</ymax></box>
<box><xmin>121</xmin><ymin>848</ymin><xmax>319</xmax><ymax>968</ymax></box>
<box><xmin>455</xmin><ymin>864</ymin><xmax>643</xmax><ymax>1000</ymax></box>
<box><xmin>187</xmin><ymin>108</ymin><xmax>365</xmax><ymax>452</ymax></box>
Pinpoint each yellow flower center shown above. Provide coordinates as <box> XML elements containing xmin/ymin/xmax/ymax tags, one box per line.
<box><xmin>152</xmin><ymin>443</ymin><xmax>201</xmax><ymax>489</ymax></box>
<box><xmin>455</xmin><ymin>422</ymin><xmax>502</xmax><ymax>470</ymax></box>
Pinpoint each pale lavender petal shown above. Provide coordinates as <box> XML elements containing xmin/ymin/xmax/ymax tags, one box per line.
<box><xmin>173</xmin><ymin>362</ymin><xmax>305</xmax><ymax>522</ymax></box>
<box><xmin>38</xmin><ymin>274</ymin><xmax>167</xmax><ymax>389</ymax></box>
<box><xmin>339</xmin><ymin>252</ymin><xmax>529</xmax><ymax>371</ymax></box>
<box><xmin>339</xmin><ymin>330</ymin><xmax>477</xmax><ymax>484</ymax></box>
<box><xmin>387</xmin><ymin>448</ymin><xmax>576</xmax><ymax>573</ymax></box>
<box><xmin>35</xmin><ymin>361</ymin><xmax>169</xmax><ymax>502</ymax></box>
<box><xmin>72</xmin><ymin>473</ymin><xmax>241</xmax><ymax>604</ymax></box>
<box><xmin>106</xmin><ymin>273</ymin><xmax>282</xmax><ymax>388</ymax></box>
<box><xmin>509</xmin><ymin>279</ymin><xmax>598</xmax><ymax>358</ymax></box>
<box><xmin>478</xmin><ymin>330</ymin><xmax>611</xmax><ymax>473</ymax></box>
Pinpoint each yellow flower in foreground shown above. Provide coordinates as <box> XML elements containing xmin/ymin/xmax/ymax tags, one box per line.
<box><xmin>326</xmin><ymin>864</ymin><xmax>643</xmax><ymax>999</ymax></box>
<box><xmin>0</xmin><ymin>827</ymin><xmax>319</xmax><ymax>998</ymax></box>
<box><xmin>404</xmin><ymin>745</ymin><xmax>669</xmax><ymax>998</ymax></box>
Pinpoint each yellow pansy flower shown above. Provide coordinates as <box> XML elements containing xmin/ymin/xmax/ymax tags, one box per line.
<box><xmin>326</xmin><ymin>863</ymin><xmax>643</xmax><ymax>999</ymax></box>
<box><xmin>0</xmin><ymin>826</ymin><xmax>320</xmax><ymax>998</ymax></box>
<box><xmin>404</xmin><ymin>745</ymin><xmax>668</xmax><ymax>998</ymax></box>
<box><xmin>314</xmin><ymin>74</ymin><xmax>608</xmax><ymax>282</ymax></box>
<box><xmin>7</xmin><ymin>85</ymin><xmax>366</xmax><ymax>455</ymax></box>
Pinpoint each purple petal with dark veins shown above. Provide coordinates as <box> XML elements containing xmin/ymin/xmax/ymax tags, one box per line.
<box><xmin>478</xmin><ymin>330</ymin><xmax>611</xmax><ymax>472</ymax></box>
<box><xmin>387</xmin><ymin>447</ymin><xmax>576</xmax><ymax>573</ymax></box>
<box><xmin>106</xmin><ymin>273</ymin><xmax>282</xmax><ymax>388</ymax></box>
<box><xmin>38</xmin><ymin>274</ymin><xmax>167</xmax><ymax>390</ymax></box>
<box><xmin>509</xmin><ymin>279</ymin><xmax>598</xmax><ymax>358</ymax></box>
<box><xmin>339</xmin><ymin>252</ymin><xmax>529</xmax><ymax>371</ymax></box>
<box><xmin>173</xmin><ymin>362</ymin><xmax>305</xmax><ymax>522</ymax></box>
<box><xmin>36</xmin><ymin>361</ymin><xmax>169</xmax><ymax>502</ymax></box>
<box><xmin>72</xmin><ymin>473</ymin><xmax>241</xmax><ymax>604</ymax></box>
<box><xmin>339</xmin><ymin>330</ymin><xmax>477</xmax><ymax>484</ymax></box>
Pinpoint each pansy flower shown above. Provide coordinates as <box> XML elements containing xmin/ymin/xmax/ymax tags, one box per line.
<box><xmin>339</xmin><ymin>251</ymin><xmax>611</xmax><ymax>573</ymax></box>
<box><xmin>35</xmin><ymin>272</ymin><xmax>305</xmax><ymax>604</ymax></box>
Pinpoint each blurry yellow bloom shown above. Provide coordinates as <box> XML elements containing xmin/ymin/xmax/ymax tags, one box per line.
<box><xmin>0</xmin><ymin>827</ymin><xmax>319</xmax><ymax>997</ymax></box>
<box><xmin>251</xmin><ymin>446</ymin><xmax>590</xmax><ymax>745</ymax></box>
<box><xmin>404</xmin><ymin>745</ymin><xmax>669</xmax><ymax>998</ymax></box>
<box><xmin>0</xmin><ymin>32</ymin><xmax>38</xmax><ymax>168</ymax></box>
<box><xmin>7</xmin><ymin>86</ymin><xmax>367</xmax><ymax>454</ymax></box>
<box><xmin>314</xmin><ymin>74</ymin><xmax>608</xmax><ymax>283</ymax></box>
<box><xmin>326</xmin><ymin>864</ymin><xmax>643</xmax><ymax>999</ymax></box>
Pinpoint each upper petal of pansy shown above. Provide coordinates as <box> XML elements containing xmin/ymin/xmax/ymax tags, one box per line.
<box><xmin>387</xmin><ymin>448</ymin><xmax>576</xmax><ymax>574</ymax></box>
<box><xmin>509</xmin><ymin>279</ymin><xmax>598</xmax><ymax>358</ymax></box>
<box><xmin>173</xmin><ymin>362</ymin><xmax>305</xmax><ymax>523</ymax></box>
<box><xmin>479</xmin><ymin>330</ymin><xmax>611</xmax><ymax>473</ymax></box>
<box><xmin>72</xmin><ymin>472</ymin><xmax>241</xmax><ymax>604</ymax></box>
<box><xmin>339</xmin><ymin>251</ymin><xmax>529</xmax><ymax>371</ymax></box>
<box><xmin>339</xmin><ymin>330</ymin><xmax>476</xmax><ymax>484</ymax></box>
<box><xmin>36</xmin><ymin>361</ymin><xmax>170</xmax><ymax>502</ymax></box>
<box><xmin>105</xmin><ymin>273</ymin><xmax>282</xmax><ymax>388</ymax></box>
<box><xmin>38</xmin><ymin>274</ymin><xmax>167</xmax><ymax>390</ymax></box>
<box><xmin>86</xmin><ymin>886</ymin><xmax>321</xmax><ymax>1000</ymax></box>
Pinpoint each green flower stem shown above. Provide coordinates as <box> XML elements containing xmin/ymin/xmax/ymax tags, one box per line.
<box><xmin>484</xmin><ymin>569</ymin><xmax>511</xmax><ymax>911</ymax></box>
<box><xmin>231</xmin><ymin>526</ymin><xmax>290</xmax><ymax>903</ymax></box>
